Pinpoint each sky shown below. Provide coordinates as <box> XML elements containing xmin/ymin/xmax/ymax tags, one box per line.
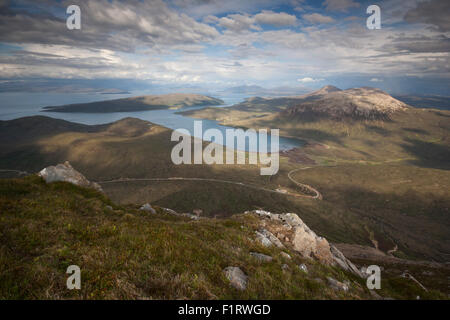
<box><xmin>0</xmin><ymin>0</ymin><xmax>449</xmax><ymax>95</ymax></box>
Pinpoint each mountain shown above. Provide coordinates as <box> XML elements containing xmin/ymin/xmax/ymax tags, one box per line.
<box><xmin>304</xmin><ymin>85</ymin><xmax>342</xmax><ymax>97</ymax></box>
<box><xmin>285</xmin><ymin>86</ymin><xmax>408</xmax><ymax>120</ymax></box>
<box><xmin>42</xmin><ymin>93</ymin><xmax>224</xmax><ymax>113</ymax></box>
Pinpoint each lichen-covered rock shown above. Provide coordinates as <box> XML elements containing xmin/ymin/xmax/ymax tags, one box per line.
<box><xmin>327</xmin><ymin>277</ymin><xmax>349</xmax><ymax>292</ymax></box>
<box><xmin>255</xmin><ymin>229</ymin><xmax>285</xmax><ymax>248</ymax></box>
<box><xmin>250</xmin><ymin>252</ymin><xmax>273</xmax><ymax>262</ymax></box>
<box><xmin>255</xmin><ymin>230</ymin><xmax>273</xmax><ymax>247</ymax></box>
<box><xmin>247</xmin><ymin>210</ymin><xmax>362</xmax><ymax>277</ymax></box>
<box><xmin>223</xmin><ymin>267</ymin><xmax>248</xmax><ymax>290</ymax></box>
<box><xmin>140</xmin><ymin>203</ymin><xmax>156</xmax><ymax>214</ymax></box>
<box><xmin>38</xmin><ymin>161</ymin><xmax>103</xmax><ymax>192</ymax></box>
<box><xmin>298</xmin><ymin>263</ymin><xmax>308</xmax><ymax>273</ymax></box>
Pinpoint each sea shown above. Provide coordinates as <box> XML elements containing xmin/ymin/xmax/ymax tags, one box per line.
<box><xmin>0</xmin><ymin>91</ymin><xmax>304</xmax><ymax>152</ymax></box>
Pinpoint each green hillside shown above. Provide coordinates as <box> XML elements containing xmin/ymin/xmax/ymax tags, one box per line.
<box><xmin>1</xmin><ymin>175</ymin><xmax>447</xmax><ymax>299</ymax></box>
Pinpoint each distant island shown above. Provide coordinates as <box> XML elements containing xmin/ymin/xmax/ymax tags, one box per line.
<box><xmin>42</xmin><ymin>93</ymin><xmax>224</xmax><ymax>113</ymax></box>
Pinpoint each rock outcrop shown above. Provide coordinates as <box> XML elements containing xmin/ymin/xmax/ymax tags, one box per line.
<box><xmin>38</xmin><ymin>161</ymin><xmax>103</xmax><ymax>192</ymax></box>
<box><xmin>140</xmin><ymin>203</ymin><xmax>156</xmax><ymax>214</ymax></box>
<box><xmin>247</xmin><ymin>210</ymin><xmax>364</xmax><ymax>277</ymax></box>
<box><xmin>223</xmin><ymin>267</ymin><xmax>248</xmax><ymax>290</ymax></box>
<box><xmin>255</xmin><ymin>229</ymin><xmax>285</xmax><ymax>248</ymax></box>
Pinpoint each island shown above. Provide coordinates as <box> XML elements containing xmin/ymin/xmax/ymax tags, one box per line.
<box><xmin>42</xmin><ymin>93</ymin><xmax>224</xmax><ymax>113</ymax></box>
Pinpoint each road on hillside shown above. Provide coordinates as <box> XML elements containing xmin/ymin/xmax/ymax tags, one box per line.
<box><xmin>97</xmin><ymin>168</ymin><xmax>322</xmax><ymax>200</ymax></box>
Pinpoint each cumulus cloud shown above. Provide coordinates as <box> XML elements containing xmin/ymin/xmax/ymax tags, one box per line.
<box><xmin>254</xmin><ymin>10</ymin><xmax>297</xmax><ymax>26</ymax></box>
<box><xmin>297</xmin><ymin>77</ymin><xmax>324</xmax><ymax>83</ymax></box>
<box><xmin>206</xmin><ymin>10</ymin><xmax>297</xmax><ymax>32</ymax></box>
<box><xmin>302</xmin><ymin>13</ymin><xmax>335</xmax><ymax>24</ymax></box>
<box><xmin>213</xmin><ymin>14</ymin><xmax>260</xmax><ymax>33</ymax></box>
<box><xmin>0</xmin><ymin>0</ymin><xmax>219</xmax><ymax>52</ymax></box>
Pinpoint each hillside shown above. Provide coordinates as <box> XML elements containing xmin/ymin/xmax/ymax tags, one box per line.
<box><xmin>42</xmin><ymin>93</ymin><xmax>224</xmax><ymax>113</ymax></box>
<box><xmin>0</xmin><ymin>115</ymin><xmax>449</xmax><ymax>265</ymax></box>
<box><xmin>180</xmin><ymin>86</ymin><xmax>449</xmax><ymax>166</ymax></box>
<box><xmin>0</xmin><ymin>174</ymin><xmax>447</xmax><ymax>299</ymax></box>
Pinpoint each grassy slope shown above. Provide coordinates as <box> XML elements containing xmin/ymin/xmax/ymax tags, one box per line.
<box><xmin>0</xmin><ymin>176</ymin><xmax>361</xmax><ymax>299</ymax></box>
<box><xmin>0</xmin><ymin>176</ymin><xmax>446</xmax><ymax>300</ymax></box>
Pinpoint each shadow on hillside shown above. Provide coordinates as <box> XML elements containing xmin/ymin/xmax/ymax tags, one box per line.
<box><xmin>252</xmin><ymin>117</ymin><xmax>345</xmax><ymax>145</ymax></box>
<box><xmin>365</xmin><ymin>125</ymin><xmax>391</xmax><ymax>137</ymax></box>
<box><xmin>403</xmin><ymin>128</ymin><xmax>428</xmax><ymax>135</ymax></box>
<box><xmin>400</xmin><ymin>138</ymin><xmax>450</xmax><ymax>170</ymax></box>
<box><xmin>324</xmin><ymin>184</ymin><xmax>450</xmax><ymax>262</ymax></box>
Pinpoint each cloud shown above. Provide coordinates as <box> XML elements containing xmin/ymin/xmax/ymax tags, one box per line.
<box><xmin>297</xmin><ymin>77</ymin><xmax>324</xmax><ymax>83</ymax></box>
<box><xmin>254</xmin><ymin>10</ymin><xmax>297</xmax><ymax>26</ymax></box>
<box><xmin>169</xmin><ymin>0</ymin><xmax>295</xmax><ymax>17</ymax></box>
<box><xmin>404</xmin><ymin>0</ymin><xmax>450</xmax><ymax>32</ymax></box>
<box><xmin>370</xmin><ymin>78</ymin><xmax>383</xmax><ymax>82</ymax></box>
<box><xmin>0</xmin><ymin>0</ymin><xmax>219</xmax><ymax>52</ymax></box>
<box><xmin>214</xmin><ymin>14</ymin><xmax>260</xmax><ymax>33</ymax></box>
<box><xmin>302</xmin><ymin>13</ymin><xmax>335</xmax><ymax>24</ymax></box>
<box><xmin>384</xmin><ymin>34</ymin><xmax>450</xmax><ymax>53</ymax></box>
<box><xmin>324</xmin><ymin>0</ymin><xmax>360</xmax><ymax>12</ymax></box>
<box><xmin>206</xmin><ymin>10</ymin><xmax>297</xmax><ymax>32</ymax></box>
<box><xmin>0</xmin><ymin>0</ymin><xmax>448</xmax><ymax>93</ymax></box>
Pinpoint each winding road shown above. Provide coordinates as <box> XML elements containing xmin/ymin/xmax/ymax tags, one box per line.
<box><xmin>97</xmin><ymin>167</ymin><xmax>322</xmax><ymax>200</ymax></box>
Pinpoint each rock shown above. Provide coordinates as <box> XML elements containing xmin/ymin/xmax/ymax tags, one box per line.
<box><xmin>105</xmin><ymin>205</ymin><xmax>113</xmax><ymax>211</ymax></box>
<box><xmin>289</xmin><ymin>218</ymin><xmax>333</xmax><ymax>264</ymax></box>
<box><xmin>280</xmin><ymin>252</ymin><xmax>291</xmax><ymax>260</ymax></box>
<box><xmin>193</xmin><ymin>209</ymin><xmax>203</xmax><ymax>217</ymax></box>
<box><xmin>38</xmin><ymin>161</ymin><xmax>103</xmax><ymax>192</ymax></box>
<box><xmin>256</xmin><ymin>229</ymin><xmax>285</xmax><ymax>248</ymax></box>
<box><xmin>249</xmin><ymin>209</ymin><xmax>272</xmax><ymax>217</ymax></box>
<box><xmin>161</xmin><ymin>208</ymin><xmax>199</xmax><ymax>220</ymax></box>
<box><xmin>255</xmin><ymin>230</ymin><xmax>273</xmax><ymax>247</ymax></box>
<box><xmin>281</xmin><ymin>264</ymin><xmax>289</xmax><ymax>270</ymax></box>
<box><xmin>330</xmin><ymin>244</ymin><xmax>364</xmax><ymax>278</ymax></box>
<box><xmin>140</xmin><ymin>203</ymin><xmax>156</xmax><ymax>214</ymax></box>
<box><xmin>298</xmin><ymin>263</ymin><xmax>308</xmax><ymax>273</ymax></box>
<box><xmin>327</xmin><ymin>277</ymin><xmax>349</xmax><ymax>292</ymax></box>
<box><xmin>162</xmin><ymin>207</ymin><xmax>178</xmax><ymax>215</ymax></box>
<box><xmin>182</xmin><ymin>213</ymin><xmax>200</xmax><ymax>220</ymax></box>
<box><xmin>249</xmin><ymin>210</ymin><xmax>363</xmax><ymax>278</ymax></box>
<box><xmin>223</xmin><ymin>267</ymin><xmax>248</xmax><ymax>290</ymax></box>
<box><xmin>250</xmin><ymin>252</ymin><xmax>273</xmax><ymax>262</ymax></box>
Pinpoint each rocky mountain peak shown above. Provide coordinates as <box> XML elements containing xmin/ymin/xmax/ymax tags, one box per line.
<box><xmin>285</xmin><ymin>86</ymin><xmax>408</xmax><ymax>120</ymax></box>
